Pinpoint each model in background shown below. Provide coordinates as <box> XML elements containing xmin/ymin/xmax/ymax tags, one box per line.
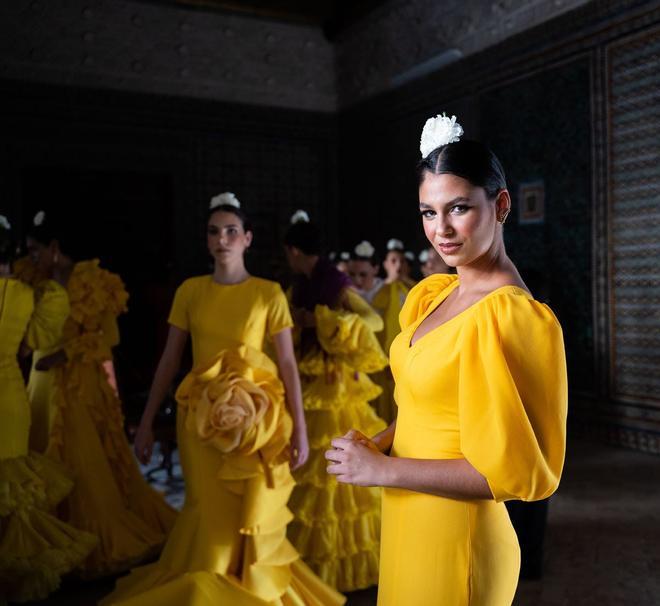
<box><xmin>284</xmin><ymin>211</ymin><xmax>387</xmax><ymax>592</ymax></box>
<box><xmin>104</xmin><ymin>194</ymin><xmax>344</xmax><ymax>606</ymax></box>
<box><xmin>0</xmin><ymin>215</ymin><xmax>96</xmax><ymax>602</ymax></box>
<box><xmin>25</xmin><ymin>210</ymin><xmax>176</xmax><ymax>576</ymax></box>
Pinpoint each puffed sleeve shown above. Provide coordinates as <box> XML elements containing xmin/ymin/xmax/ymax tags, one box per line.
<box><xmin>266</xmin><ymin>283</ymin><xmax>294</xmax><ymax>336</ymax></box>
<box><xmin>315</xmin><ymin>294</ymin><xmax>388</xmax><ymax>373</ymax></box>
<box><xmin>24</xmin><ymin>280</ymin><xmax>70</xmax><ymax>350</ymax></box>
<box><xmin>399</xmin><ymin>274</ymin><xmax>458</xmax><ymax>330</ymax></box>
<box><xmin>168</xmin><ymin>279</ymin><xmax>192</xmax><ymax>331</ymax></box>
<box><xmin>458</xmin><ymin>292</ymin><xmax>568</xmax><ymax>502</ymax></box>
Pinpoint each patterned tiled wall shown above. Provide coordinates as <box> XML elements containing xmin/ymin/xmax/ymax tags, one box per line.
<box><xmin>481</xmin><ymin>59</ymin><xmax>594</xmax><ymax>394</ymax></box>
<box><xmin>608</xmin><ymin>25</ymin><xmax>660</xmax><ymax>405</ymax></box>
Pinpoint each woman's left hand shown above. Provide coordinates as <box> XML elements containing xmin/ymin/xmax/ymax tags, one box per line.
<box><xmin>325</xmin><ymin>437</ymin><xmax>388</xmax><ymax>486</ymax></box>
<box><xmin>290</xmin><ymin>424</ymin><xmax>310</xmax><ymax>471</ymax></box>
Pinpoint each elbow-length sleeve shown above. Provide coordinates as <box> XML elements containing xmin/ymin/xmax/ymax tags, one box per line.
<box><xmin>24</xmin><ymin>280</ymin><xmax>70</xmax><ymax>350</ymax></box>
<box><xmin>458</xmin><ymin>293</ymin><xmax>568</xmax><ymax>503</ymax></box>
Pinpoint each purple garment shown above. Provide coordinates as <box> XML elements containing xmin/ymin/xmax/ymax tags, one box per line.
<box><xmin>291</xmin><ymin>257</ymin><xmax>352</xmax><ymax>356</ymax></box>
<box><xmin>291</xmin><ymin>257</ymin><xmax>352</xmax><ymax>311</ymax></box>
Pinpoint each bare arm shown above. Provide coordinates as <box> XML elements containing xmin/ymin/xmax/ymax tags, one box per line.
<box><xmin>325</xmin><ymin>437</ymin><xmax>493</xmax><ymax>500</ymax></box>
<box><xmin>134</xmin><ymin>325</ymin><xmax>188</xmax><ymax>464</ymax></box>
<box><xmin>272</xmin><ymin>328</ymin><xmax>309</xmax><ymax>470</ymax></box>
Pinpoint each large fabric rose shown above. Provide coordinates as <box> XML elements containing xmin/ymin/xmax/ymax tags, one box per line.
<box><xmin>176</xmin><ymin>347</ymin><xmax>291</xmax><ymax>463</ymax></box>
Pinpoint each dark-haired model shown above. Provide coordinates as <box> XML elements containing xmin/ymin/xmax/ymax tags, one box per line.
<box><xmin>23</xmin><ymin>211</ymin><xmax>176</xmax><ymax>576</ymax></box>
<box><xmin>326</xmin><ymin>115</ymin><xmax>567</xmax><ymax>605</ymax></box>
<box><xmin>284</xmin><ymin>214</ymin><xmax>388</xmax><ymax>592</ymax></box>
<box><xmin>0</xmin><ymin>217</ymin><xmax>96</xmax><ymax>602</ymax></box>
<box><xmin>104</xmin><ymin>194</ymin><xmax>344</xmax><ymax>606</ymax></box>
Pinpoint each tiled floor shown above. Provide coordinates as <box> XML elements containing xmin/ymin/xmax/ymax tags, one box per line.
<box><xmin>27</xmin><ymin>438</ymin><xmax>660</xmax><ymax>605</ymax></box>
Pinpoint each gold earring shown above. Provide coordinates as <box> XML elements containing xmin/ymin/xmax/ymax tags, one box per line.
<box><xmin>498</xmin><ymin>209</ymin><xmax>510</xmax><ymax>224</ymax></box>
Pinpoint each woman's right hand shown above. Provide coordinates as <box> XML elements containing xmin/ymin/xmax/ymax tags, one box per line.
<box><xmin>342</xmin><ymin>429</ymin><xmax>381</xmax><ymax>452</ymax></box>
<box><xmin>134</xmin><ymin>420</ymin><xmax>155</xmax><ymax>465</ymax></box>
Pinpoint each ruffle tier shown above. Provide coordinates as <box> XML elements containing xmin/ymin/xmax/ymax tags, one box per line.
<box><xmin>46</xmin><ymin>360</ymin><xmax>176</xmax><ymax>577</ymax></box>
<box><xmin>290</xmin><ymin>362</ymin><xmax>386</xmax><ymax>592</ymax></box>
<box><xmin>0</xmin><ymin>452</ymin><xmax>97</xmax><ymax>602</ymax></box>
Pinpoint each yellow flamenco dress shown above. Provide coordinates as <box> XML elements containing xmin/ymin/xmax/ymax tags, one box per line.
<box><xmin>380</xmin><ymin>274</ymin><xmax>568</xmax><ymax>605</ymax></box>
<box><xmin>288</xmin><ymin>289</ymin><xmax>388</xmax><ymax>592</ymax></box>
<box><xmin>0</xmin><ymin>277</ymin><xmax>97</xmax><ymax>602</ymax></box>
<box><xmin>27</xmin><ymin>260</ymin><xmax>176</xmax><ymax>576</ymax></box>
<box><xmin>102</xmin><ymin>275</ymin><xmax>345</xmax><ymax>606</ymax></box>
<box><xmin>370</xmin><ymin>280</ymin><xmax>410</xmax><ymax>424</ymax></box>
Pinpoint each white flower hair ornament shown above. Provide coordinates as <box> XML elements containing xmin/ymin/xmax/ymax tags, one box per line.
<box><xmin>290</xmin><ymin>209</ymin><xmax>310</xmax><ymax>225</ymax></box>
<box><xmin>0</xmin><ymin>215</ymin><xmax>11</xmax><ymax>231</ymax></box>
<box><xmin>339</xmin><ymin>251</ymin><xmax>350</xmax><ymax>261</ymax></box>
<box><xmin>33</xmin><ymin>210</ymin><xmax>46</xmax><ymax>226</ymax></box>
<box><xmin>387</xmin><ymin>238</ymin><xmax>404</xmax><ymax>251</ymax></box>
<box><xmin>419</xmin><ymin>113</ymin><xmax>464</xmax><ymax>158</ymax></box>
<box><xmin>419</xmin><ymin>249</ymin><xmax>430</xmax><ymax>263</ymax></box>
<box><xmin>405</xmin><ymin>251</ymin><xmax>415</xmax><ymax>262</ymax></box>
<box><xmin>210</xmin><ymin>192</ymin><xmax>240</xmax><ymax>210</ymax></box>
<box><xmin>355</xmin><ymin>240</ymin><xmax>375</xmax><ymax>259</ymax></box>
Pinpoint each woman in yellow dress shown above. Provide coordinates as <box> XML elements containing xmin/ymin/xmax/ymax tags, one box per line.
<box><xmin>283</xmin><ymin>211</ymin><xmax>387</xmax><ymax>592</ymax></box>
<box><xmin>326</xmin><ymin>114</ymin><xmax>568</xmax><ymax>605</ymax></box>
<box><xmin>24</xmin><ymin>210</ymin><xmax>176</xmax><ymax>576</ymax></box>
<box><xmin>103</xmin><ymin>193</ymin><xmax>344</xmax><ymax>606</ymax></box>
<box><xmin>0</xmin><ymin>216</ymin><xmax>97</xmax><ymax>602</ymax></box>
<box><xmin>371</xmin><ymin>239</ymin><xmax>414</xmax><ymax>423</ymax></box>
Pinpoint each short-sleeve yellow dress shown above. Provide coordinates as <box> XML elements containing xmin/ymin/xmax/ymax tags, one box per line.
<box><xmin>379</xmin><ymin>274</ymin><xmax>568</xmax><ymax>605</ymax></box>
<box><xmin>102</xmin><ymin>275</ymin><xmax>345</xmax><ymax>606</ymax></box>
<box><xmin>0</xmin><ymin>277</ymin><xmax>97</xmax><ymax>602</ymax></box>
<box><xmin>26</xmin><ymin>260</ymin><xmax>176</xmax><ymax>576</ymax></box>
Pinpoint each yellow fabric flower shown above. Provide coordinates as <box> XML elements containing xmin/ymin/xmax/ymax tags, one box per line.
<box><xmin>176</xmin><ymin>347</ymin><xmax>290</xmax><ymax>463</ymax></box>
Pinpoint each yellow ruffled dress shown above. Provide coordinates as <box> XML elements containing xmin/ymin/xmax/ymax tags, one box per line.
<box><xmin>288</xmin><ymin>289</ymin><xmax>388</xmax><ymax>592</ymax></box>
<box><xmin>370</xmin><ymin>281</ymin><xmax>410</xmax><ymax>424</ymax></box>
<box><xmin>27</xmin><ymin>260</ymin><xmax>176</xmax><ymax>576</ymax></box>
<box><xmin>102</xmin><ymin>275</ymin><xmax>345</xmax><ymax>606</ymax></box>
<box><xmin>380</xmin><ymin>274</ymin><xmax>568</xmax><ymax>605</ymax></box>
<box><xmin>0</xmin><ymin>277</ymin><xmax>97</xmax><ymax>602</ymax></box>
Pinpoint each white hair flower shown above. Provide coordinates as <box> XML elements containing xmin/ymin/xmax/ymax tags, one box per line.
<box><xmin>210</xmin><ymin>192</ymin><xmax>240</xmax><ymax>210</ymax></box>
<box><xmin>420</xmin><ymin>113</ymin><xmax>464</xmax><ymax>158</ymax></box>
<box><xmin>405</xmin><ymin>251</ymin><xmax>415</xmax><ymax>262</ymax></box>
<box><xmin>355</xmin><ymin>240</ymin><xmax>375</xmax><ymax>258</ymax></box>
<box><xmin>290</xmin><ymin>209</ymin><xmax>310</xmax><ymax>224</ymax></box>
<box><xmin>339</xmin><ymin>251</ymin><xmax>350</xmax><ymax>261</ymax></box>
<box><xmin>419</xmin><ymin>249</ymin><xmax>430</xmax><ymax>263</ymax></box>
<box><xmin>33</xmin><ymin>210</ymin><xmax>46</xmax><ymax>226</ymax></box>
<box><xmin>0</xmin><ymin>215</ymin><xmax>11</xmax><ymax>230</ymax></box>
<box><xmin>387</xmin><ymin>238</ymin><xmax>404</xmax><ymax>251</ymax></box>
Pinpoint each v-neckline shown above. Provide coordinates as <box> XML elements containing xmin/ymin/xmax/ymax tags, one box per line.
<box><xmin>408</xmin><ymin>282</ymin><xmax>530</xmax><ymax>349</ymax></box>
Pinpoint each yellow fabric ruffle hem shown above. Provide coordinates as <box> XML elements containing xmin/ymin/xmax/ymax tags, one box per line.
<box><xmin>46</xmin><ymin>357</ymin><xmax>176</xmax><ymax>577</ymax></box>
<box><xmin>0</xmin><ymin>452</ymin><xmax>97</xmax><ymax>602</ymax></box>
